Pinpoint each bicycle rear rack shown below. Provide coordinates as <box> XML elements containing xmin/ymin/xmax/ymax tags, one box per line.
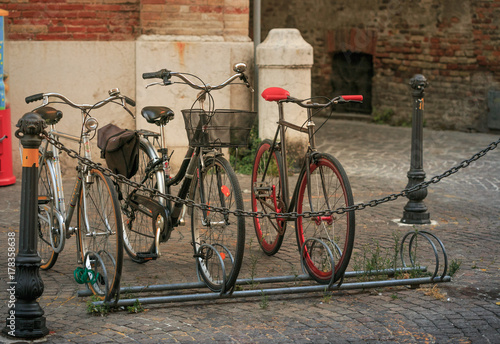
<box><xmin>80</xmin><ymin>228</ymin><xmax>451</xmax><ymax>308</ymax></box>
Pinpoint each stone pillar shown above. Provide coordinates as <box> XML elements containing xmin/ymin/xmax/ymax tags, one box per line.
<box><xmin>135</xmin><ymin>37</ymin><xmax>254</xmax><ymax>170</ymax></box>
<box><xmin>256</xmin><ymin>29</ymin><xmax>313</xmax><ymax>159</ymax></box>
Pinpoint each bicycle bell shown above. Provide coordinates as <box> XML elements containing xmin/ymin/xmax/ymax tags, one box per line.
<box><xmin>109</xmin><ymin>88</ymin><xmax>120</xmax><ymax>96</ymax></box>
<box><xmin>233</xmin><ymin>63</ymin><xmax>247</xmax><ymax>73</ymax></box>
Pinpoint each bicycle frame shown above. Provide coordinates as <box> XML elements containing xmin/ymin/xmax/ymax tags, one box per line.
<box><xmin>38</xmin><ymin>111</ymin><xmax>98</xmax><ymax>250</ymax></box>
<box><xmin>264</xmin><ymin>102</ymin><xmax>319</xmax><ymax>218</ymax></box>
<box><xmin>138</xmin><ymin>131</ymin><xmax>219</xmax><ymax>229</ymax></box>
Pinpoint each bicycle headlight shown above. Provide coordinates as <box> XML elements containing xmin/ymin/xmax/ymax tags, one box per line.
<box><xmin>85</xmin><ymin>117</ymin><xmax>99</xmax><ymax>131</ymax></box>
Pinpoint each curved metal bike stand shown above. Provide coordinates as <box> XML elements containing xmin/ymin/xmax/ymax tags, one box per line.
<box><xmin>299</xmin><ymin>238</ymin><xmax>338</xmax><ymax>288</ymax></box>
<box><xmin>83</xmin><ymin>250</ymin><xmax>109</xmax><ymax>300</ymax></box>
<box><xmin>400</xmin><ymin>230</ymin><xmax>448</xmax><ymax>280</ymax></box>
<box><xmin>194</xmin><ymin>243</ymin><xmax>228</xmax><ymax>296</ymax></box>
<box><xmin>79</xmin><ymin>229</ymin><xmax>451</xmax><ymax>308</ymax></box>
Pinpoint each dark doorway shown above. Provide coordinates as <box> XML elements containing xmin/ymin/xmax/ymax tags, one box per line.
<box><xmin>331</xmin><ymin>52</ymin><xmax>373</xmax><ymax>114</ymax></box>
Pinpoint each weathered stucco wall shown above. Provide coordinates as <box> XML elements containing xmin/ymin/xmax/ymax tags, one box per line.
<box><xmin>5</xmin><ymin>41</ymin><xmax>137</xmax><ymax>178</ymax></box>
<box><xmin>3</xmin><ymin>1</ymin><xmax>254</xmax><ymax>179</ymax></box>
<box><xmin>5</xmin><ymin>38</ymin><xmax>254</xmax><ymax>179</ymax></box>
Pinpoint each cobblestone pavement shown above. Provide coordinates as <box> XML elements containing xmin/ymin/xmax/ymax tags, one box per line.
<box><xmin>0</xmin><ymin>119</ymin><xmax>499</xmax><ymax>343</ymax></box>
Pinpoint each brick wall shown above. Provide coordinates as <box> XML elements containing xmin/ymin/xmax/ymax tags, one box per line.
<box><xmin>141</xmin><ymin>0</ymin><xmax>249</xmax><ymax>37</ymax></box>
<box><xmin>2</xmin><ymin>0</ymin><xmax>250</xmax><ymax>40</ymax></box>
<box><xmin>2</xmin><ymin>0</ymin><xmax>140</xmax><ymax>40</ymax></box>
<box><xmin>259</xmin><ymin>0</ymin><xmax>500</xmax><ymax>132</ymax></box>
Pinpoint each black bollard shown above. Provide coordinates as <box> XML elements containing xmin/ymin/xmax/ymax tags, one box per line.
<box><xmin>3</xmin><ymin>113</ymin><xmax>49</xmax><ymax>338</ymax></box>
<box><xmin>401</xmin><ymin>75</ymin><xmax>431</xmax><ymax>225</ymax></box>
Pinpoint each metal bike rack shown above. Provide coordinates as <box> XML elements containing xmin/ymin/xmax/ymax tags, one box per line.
<box><xmin>81</xmin><ymin>229</ymin><xmax>451</xmax><ymax>308</ymax></box>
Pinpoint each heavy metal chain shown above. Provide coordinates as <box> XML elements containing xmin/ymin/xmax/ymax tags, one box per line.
<box><xmin>42</xmin><ymin>132</ymin><xmax>499</xmax><ymax>220</ymax></box>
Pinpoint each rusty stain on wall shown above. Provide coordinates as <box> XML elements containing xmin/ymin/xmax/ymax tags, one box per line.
<box><xmin>176</xmin><ymin>42</ymin><xmax>185</xmax><ymax>67</ymax></box>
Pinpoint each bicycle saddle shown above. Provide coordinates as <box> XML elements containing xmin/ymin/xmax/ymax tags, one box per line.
<box><xmin>33</xmin><ymin>106</ymin><xmax>63</xmax><ymax>125</ymax></box>
<box><xmin>261</xmin><ymin>87</ymin><xmax>290</xmax><ymax>101</ymax></box>
<box><xmin>141</xmin><ymin>106</ymin><xmax>175</xmax><ymax>126</ymax></box>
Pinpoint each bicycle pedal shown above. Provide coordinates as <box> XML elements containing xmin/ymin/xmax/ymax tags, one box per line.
<box><xmin>136</xmin><ymin>252</ymin><xmax>159</xmax><ymax>260</ymax></box>
<box><xmin>38</xmin><ymin>196</ymin><xmax>51</xmax><ymax>205</ymax></box>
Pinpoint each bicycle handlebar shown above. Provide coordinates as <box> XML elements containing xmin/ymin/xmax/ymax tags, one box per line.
<box><xmin>339</xmin><ymin>95</ymin><xmax>363</xmax><ymax>102</ymax></box>
<box><xmin>25</xmin><ymin>89</ymin><xmax>136</xmax><ymax>114</ymax></box>
<box><xmin>26</xmin><ymin>93</ymin><xmax>44</xmax><ymax>104</ymax></box>
<box><xmin>142</xmin><ymin>62</ymin><xmax>252</xmax><ymax>91</ymax></box>
<box><xmin>261</xmin><ymin>87</ymin><xmax>363</xmax><ymax>109</ymax></box>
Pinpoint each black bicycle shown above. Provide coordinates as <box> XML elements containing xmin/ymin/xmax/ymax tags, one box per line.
<box><xmin>119</xmin><ymin>63</ymin><xmax>255</xmax><ymax>293</ymax></box>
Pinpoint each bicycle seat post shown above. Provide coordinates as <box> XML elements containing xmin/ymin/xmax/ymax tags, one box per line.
<box><xmin>278</xmin><ymin>101</ymin><xmax>291</xmax><ymax>203</ymax></box>
<box><xmin>159</xmin><ymin>123</ymin><xmax>167</xmax><ymax>153</ymax></box>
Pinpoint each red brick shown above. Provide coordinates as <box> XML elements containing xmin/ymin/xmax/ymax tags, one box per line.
<box><xmin>190</xmin><ymin>5</ymin><xmax>223</xmax><ymax>13</ymax></box>
<box><xmin>225</xmin><ymin>6</ymin><xmax>249</xmax><ymax>14</ymax></box>
<box><xmin>30</xmin><ymin>19</ymin><xmax>51</xmax><ymax>26</ymax></box>
<box><xmin>46</xmin><ymin>4</ymin><xmax>85</xmax><ymax>11</ymax></box>
<box><xmin>8</xmin><ymin>33</ymin><xmax>33</xmax><ymax>40</ymax></box>
<box><xmin>48</xmin><ymin>25</ymin><xmax>66</xmax><ymax>33</ymax></box>
<box><xmin>72</xmin><ymin>33</ymin><xmax>99</xmax><ymax>40</ymax></box>
<box><xmin>87</xmin><ymin>26</ymin><xmax>109</xmax><ymax>33</ymax></box>
<box><xmin>141</xmin><ymin>12</ymin><xmax>161</xmax><ymax>21</ymax></box>
<box><xmin>85</xmin><ymin>5</ymin><xmax>122</xmax><ymax>12</ymax></box>
<box><xmin>44</xmin><ymin>10</ymin><xmax>77</xmax><ymax>18</ymax></box>
<box><xmin>66</xmin><ymin>26</ymin><xmax>87</xmax><ymax>33</ymax></box>
<box><xmin>141</xmin><ymin>0</ymin><xmax>167</xmax><ymax>4</ymax></box>
<box><xmin>36</xmin><ymin>33</ymin><xmax>72</xmax><ymax>40</ymax></box>
<box><xmin>65</xmin><ymin>19</ymin><xmax>103</xmax><ymax>26</ymax></box>
<box><xmin>78</xmin><ymin>11</ymin><xmax>97</xmax><ymax>18</ymax></box>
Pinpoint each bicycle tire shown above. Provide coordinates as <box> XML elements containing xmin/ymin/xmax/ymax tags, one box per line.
<box><xmin>37</xmin><ymin>151</ymin><xmax>60</xmax><ymax>270</ymax></box>
<box><xmin>121</xmin><ymin>137</ymin><xmax>165</xmax><ymax>263</ymax></box>
<box><xmin>78</xmin><ymin>169</ymin><xmax>123</xmax><ymax>301</ymax></box>
<box><xmin>251</xmin><ymin>139</ymin><xmax>286</xmax><ymax>255</ymax></box>
<box><xmin>295</xmin><ymin>153</ymin><xmax>355</xmax><ymax>284</ymax></box>
<box><xmin>191</xmin><ymin>155</ymin><xmax>245</xmax><ymax>292</ymax></box>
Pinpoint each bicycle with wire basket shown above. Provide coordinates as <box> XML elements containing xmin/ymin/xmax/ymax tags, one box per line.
<box><xmin>25</xmin><ymin>89</ymin><xmax>136</xmax><ymax>301</ymax></box>
<box><xmin>252</xmin><ymin>87</ymin><xmax>363</xmax><ymax>285</ymax></box>
<box><xmin>119</xmin><ymin>63</ymin><xmax>255</xmax><ymax>293</ymax></box>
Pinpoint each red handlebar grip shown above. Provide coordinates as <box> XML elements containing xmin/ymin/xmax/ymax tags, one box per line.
<box><xmin>340</xmin><ymin>95</ymin><xmax>363</xmax><ymax>102</ymax></box>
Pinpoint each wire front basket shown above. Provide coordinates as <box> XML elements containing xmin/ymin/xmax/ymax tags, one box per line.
<box><xmin>181</xmin><ymin>109</ymin><xmax>257</xmax><ymax>148</ymax></box>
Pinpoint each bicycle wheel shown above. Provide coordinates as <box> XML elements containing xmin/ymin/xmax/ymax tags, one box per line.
<box><xmin>37</xmin><ymin>152</ymin><xmax>61</xmax><ymax>270</ymax></box>
<box><xmin>120</xmin><ymin>137</ymin><xmax>165</xmax><ymax>263</ymax></box>
<box><xmin>295</xmin><ymin>153</ymin><xmax>355</xmax><ymax>284</ymax></box>
<box><xmin>191</xmin><ymin>155</ymin><xmax>245</xmax><ymax>292</ymax></box>
<box><xmin>78</xmin><ymin>169</ymin><xmax>123</xmax><ymax>300</ymax></box>
<box><xmin>251</xmin><ymin>139</ymin><xmax>286</xmax><ymax>255</ymax></box>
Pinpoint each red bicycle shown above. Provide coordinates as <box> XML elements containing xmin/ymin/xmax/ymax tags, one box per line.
<box><xmin>251</xmin><ymin>87</ymin><xmax>362</xmax><ymax>284</ymax></box>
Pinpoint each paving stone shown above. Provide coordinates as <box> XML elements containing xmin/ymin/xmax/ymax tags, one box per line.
<box><xmin>1</xmin><ymin>120</ymin><xmax>499</xmax><ymax>343</ymax></box>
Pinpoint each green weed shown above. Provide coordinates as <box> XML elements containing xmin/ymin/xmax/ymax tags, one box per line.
<box><xmin>259</xmin><ymin>291</ymin><xmax>269</xmax><ymax>309</ymax></box>
<box><xmin>86</xmin><ymin>295</ymin><xmax>111</xmax><ymax>316</ymax></box>
<box><xmin>126</xmin><ymin>299</ymin><xmax>144</xmax><ymax>314</ymax></box>
<box><xmin>449</xmin><ymin>259</ymin><xmax>461</xmax><ymax>276</ymax></box>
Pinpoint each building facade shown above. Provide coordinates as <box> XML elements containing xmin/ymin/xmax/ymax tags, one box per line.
<box><xmin>2</xmin><ymin>0</ymin><xmax>253</xmax><ymax>177</ymax></box>
<box><xmin>258</xmin><ymin>0</ymin><xmax>500</xmax><ymax>132</ymax></box>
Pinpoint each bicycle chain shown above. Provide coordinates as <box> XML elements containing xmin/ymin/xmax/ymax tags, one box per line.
<box><xmin>41</xmin><ymin>133</ymin><xmax>500</xmax><ymax>220</ymax></box>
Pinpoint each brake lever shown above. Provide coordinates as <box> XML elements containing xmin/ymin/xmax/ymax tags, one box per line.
<box><xmin>239</xmin><ymin>74</ymin><xmax>254</xmax><ymax>92</ymax></box>
<box><xmin>123</xmin><ymin>105</ymin><xmax>136</xmax><ymax>119</ymax></box>
<box><xmin>145</xmin><ymin>81</ymin><xmax>165</xmax><ymax>89</ymax></box>
<box><xmin>120</xmin><ymin>98</ymin><xmax>136</xmax><ymax>119</ymax></box>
